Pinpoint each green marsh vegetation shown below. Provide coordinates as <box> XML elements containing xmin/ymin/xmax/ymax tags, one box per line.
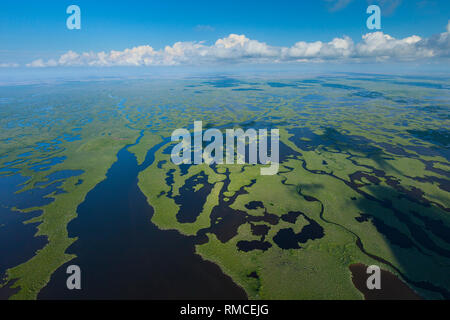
<box><xmin>0</xmin><ymin>74</ymin><xmax>449</xmax><ymax>299</ymax></box>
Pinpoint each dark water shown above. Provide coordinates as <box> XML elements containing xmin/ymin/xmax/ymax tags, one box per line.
<box><xmin>245</xmin><ymin>201</ymin><xmax>264</xmax><ymax>210</ymax></box>
<box><xmin>203</xmin><ymin>77</ymin><xmax>243</xmax><ymax>88</ymax></box>
<box><xmin>38</xmin><ymin>133</ymin><xmax>246</xmax><ymax>299</ymax></box>
<box><xmin>0</xmin><ymin>174</ymin><xmax>48</xmax><ymax>299</ymax></box>
<box><xmin>267</xmin><ymin>82</ymin><xmax>298</xmax><ymax>88</ymax></box>
<box><xmin>0</xmin><ymin>279</ymin><xmax>19</xmax><ymax>299</ymax></box>
<box><xmin>174</xmin><ymin>173</ymin><xmax>213</xmax><ymax>224</ymax></box>
<box><xmin>272</xmin><ymin>212</ymin><xmax>324</xmax><ymax>250</ymax></box>
<box><xmin>232</xmin><ymin>88</ymin><xmax>263</xmax><ymax>91</ymax></box>
<box><xmin>236</xmin><ymin>240</ymin><xmax>272</xmax><ymax>252</ymax></box>
<box><xmin>349</xmin><ymin>263</ymin><xmax>422</xmax><ymax>300</ymax></box>
<box><xmin>272</xmin><ymin>228</ymin><xmax>301</xmax><ymax>249</ymax></box>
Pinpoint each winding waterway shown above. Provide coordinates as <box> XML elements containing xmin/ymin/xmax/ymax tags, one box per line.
<box><xmin>38</xmin><ymin>132</ymin><xmax>246</xmax><ymax>299</ymax></box>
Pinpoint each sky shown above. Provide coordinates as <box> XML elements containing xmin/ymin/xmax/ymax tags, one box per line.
<box><xmin>0</xmin><ymin>0</ymin><xmax>449</xmax><ymax>70</ymax></box>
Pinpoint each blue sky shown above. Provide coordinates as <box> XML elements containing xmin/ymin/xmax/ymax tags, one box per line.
<box><xmin>0</xmin><ymin>0</ymin><xmax>449</xmax><ymax>67</ymax></box>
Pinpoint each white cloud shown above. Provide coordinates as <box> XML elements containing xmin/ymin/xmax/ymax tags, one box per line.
<box><xmin>0</xmin><ymin>62</ymin><xmax>19</xmax><ymax>68</ymax></box>
<box><xmin>356</xmin><ymin>33</ymin><xmax>434</xmax><ymax>60</ymax></box>
<box><xmin>23</xmin><ymin>21</ymin><xmax>450</xmax><ymax>67</ymax></box>
<box><xmin>282</xmin><ymin>36</ymin><xmax>355</xmax><ymax>61</ymax></box>
<box><xmin>417</xmin><ymin>20</ymin><xmax>450</xmax><ymax>59</ymax></box>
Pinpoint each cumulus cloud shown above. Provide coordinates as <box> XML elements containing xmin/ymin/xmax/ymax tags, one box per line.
<box><xmin>356</xmin><ymin>33</ymin><xmax>433</xmax><ymax>61</ymax></box>
<box><xmin>281</xmin><ymin>36</ymin><xmax>355</xmax><ymax>61</ymax></box>
<box><xmin>417</xmin><ymin>20</ymin><xmax>450</xmax><ymax>58</ymax></box>
<box><xmin>24</xmin><ymin>21</ymin><xmax>450</xmax><ymax>67</ymax></box>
